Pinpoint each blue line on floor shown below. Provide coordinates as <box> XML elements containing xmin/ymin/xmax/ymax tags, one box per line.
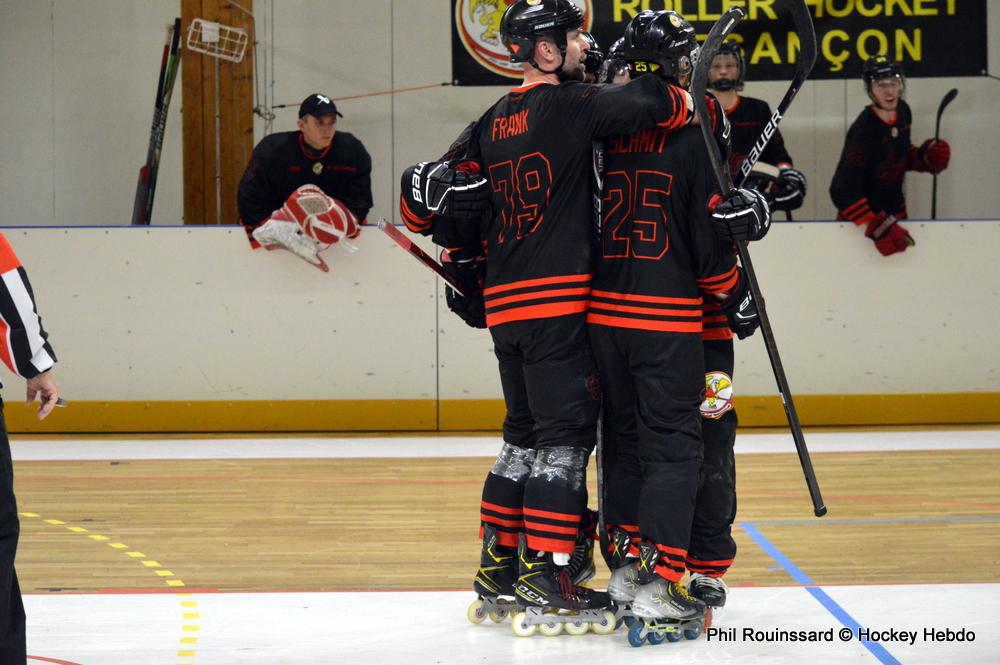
<box><xmin>752</xmin><ymin>516</ymin><xmax>1000</xmax><ymax>526</ymax></box>
<box><xmin>740</xmin><ymin>521</ymin><xmax>901</xmax><ymax>665</ymax></box>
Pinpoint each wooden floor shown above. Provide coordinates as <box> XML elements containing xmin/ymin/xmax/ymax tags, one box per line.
<box><xmin>13</xmin><ymin>444</ymin><xmax>1000</xmax><ymax>595</ymax></box>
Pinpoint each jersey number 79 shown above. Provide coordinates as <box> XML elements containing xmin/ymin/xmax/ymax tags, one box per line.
<box><xmin>489</xmin><ymin>153</ymin><xmax>553</xmax><ymax>243</ymax></box>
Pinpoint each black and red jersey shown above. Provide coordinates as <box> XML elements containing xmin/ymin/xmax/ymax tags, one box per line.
<box><xmin>469</xmin><ymin>76</ymin><xmax>691</xmax><ymax>327</ymax></box>
<box><xmin>238</xmin><ymin>130</ymin><xmax>373</xmax><ymax>229</ymax></box>
<box><xmin>830</xmin><ymin>100</ymin><xmax>915</xmax><ymax>224</ymax></box>
<box><xmin>725</xmin><ymin>95</ymin><xmax>793</xmax><ymax>180</ymax></box>
<box><xmin>588</xmin><ymin>126</ymin><xmax>738</xmax><ymax>335</ymax></box>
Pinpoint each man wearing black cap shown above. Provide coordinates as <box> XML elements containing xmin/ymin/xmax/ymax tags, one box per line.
<box><xmin>237</xmin><ymin>93</ymin><xmax>373</xmax><ymax>266</ymax></box>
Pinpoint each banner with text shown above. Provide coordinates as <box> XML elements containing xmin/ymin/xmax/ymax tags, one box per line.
<box><xmin>452</xmin><ymin>0</ymin><xmax>986</xmax><ymax>85</ymax></box>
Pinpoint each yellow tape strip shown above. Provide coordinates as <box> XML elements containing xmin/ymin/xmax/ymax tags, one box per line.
<box><xmin>5</xmin><ymin>394</ymin><xmax>999</xmax><ymax>433</ymax></box>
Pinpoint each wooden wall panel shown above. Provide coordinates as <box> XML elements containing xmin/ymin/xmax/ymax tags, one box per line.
<box><xmin>181</xmin><ymin>0</ymin><xmax>254</xmax><ymax>225</ymax></box>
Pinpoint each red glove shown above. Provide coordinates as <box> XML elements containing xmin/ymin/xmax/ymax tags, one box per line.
<box><xmin>913</xmin><ymin>138</ymin><xmax>951</xmax><ymax>174</ymax></box>
<box><xmin>865</xmin><ymin>213</ymin><xmax>914</xmax><ymax>256</ymax></box>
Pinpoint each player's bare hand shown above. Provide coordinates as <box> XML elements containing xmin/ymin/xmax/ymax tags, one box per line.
<box><xmin>26</xmin><ymin>370</ymin><xmax>60</xmax><ymax>420</ymax></box>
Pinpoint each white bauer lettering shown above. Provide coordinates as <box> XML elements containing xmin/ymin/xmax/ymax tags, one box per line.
<box><xmin>742</xmin><ymin>109</ymin><xmax>783</xmax><ymax>179</ymax></box>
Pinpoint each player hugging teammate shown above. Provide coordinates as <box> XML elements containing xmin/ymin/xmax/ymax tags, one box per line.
<box><xmin>397</xmin><ymin>0</ymin><xmax>769</xmax><ymax>643</ymax></box>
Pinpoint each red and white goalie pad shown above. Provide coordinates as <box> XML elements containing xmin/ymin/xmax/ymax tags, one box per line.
<box><xmin>280</xmin><ymin>185</ymin><xmax>360</xmax><ymax>252</ymax></box>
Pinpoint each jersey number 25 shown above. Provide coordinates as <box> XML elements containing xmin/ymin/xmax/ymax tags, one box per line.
<box><xmin>602</xmin><ymin>170</ymin><xmax>672</xmax><ymax>260</ymax></box>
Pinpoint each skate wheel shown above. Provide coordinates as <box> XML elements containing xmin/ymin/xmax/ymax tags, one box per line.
<box><xmin>627</xmin><ymin>623</ymin><xmax>646</xmax><ymax>648</ymax></box>
<box><xmin>538</xmin><ymin>620</ymin><xmax>563</xmax><ymax>637</ymax></box>
<box><xmin>511</xmin><ymin>612</ymin><xmax>537</xmax><ymax>637</ymax></box>
<box><xmin>684</xmin><ymin>625</ymin><xmax>702</xmax><ymax>640</ymax></box>
<box><xmin>623</xmin><ymin>615</ymin><xmax>638</xmax><ymax>629</ymax></box>
<box><xmin>665</xmin><ymin>629</ymin><xmax>682</xmax><ymax>643</ymax></box>
<box><xmin>591</xmin><ymin>610</ymin><xmax>617</xmax><ymax>636</ymax></box>
<box><xmin>467</xmin><ymin>599</ymin><xmax>486</xmax><ymax>625</ymax></box>
<box><xmin>703</xmin><ymin>606</ymin><xmax>714</xmax><ymax>630</ymax></box>
<box><xmin>488</xmin><ymin>607</ymin><xmax>509</xmax><ymax>623</ymax></box>
<box><xmin>564</xmin><ymin>619</ymin><xmax>589</xmax><ymax>636</ymax></box>
<box><xmin>647</xmin><ymin>630</ymin><xmax>667</xmax><ymax>645</ymax></box>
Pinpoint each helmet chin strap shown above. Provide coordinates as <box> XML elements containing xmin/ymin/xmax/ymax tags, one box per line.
<box><xmin>529</xmin><ymin>36</ymin><xmax>571</xmax><ymax>78</ymax></box>
<box><xmin>710</xmin><ymin>78</ymin><xmax>738</xmax><ymax>91</ymax></box>
<box><xmin>530</xmin><ymin>50</ymin><xmax>566</xmax><ymax>77</ymax></box>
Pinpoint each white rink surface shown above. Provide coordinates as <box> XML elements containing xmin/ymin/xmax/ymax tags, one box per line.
<box><xmin>11</xmin><ymin>428</ymin><xmax>1000</xmax><ymax>461</ymax></box>
<box><xmin>24</xmin><ymin>586</ymin><xmax>1000</xmax><ymax>664</ymax></box>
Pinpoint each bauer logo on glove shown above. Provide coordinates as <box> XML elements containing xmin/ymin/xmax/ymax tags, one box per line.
<box><xmin>405</xmin><ymin>160</ymin><xmax>490</xmax><ymax>219</ymax></box>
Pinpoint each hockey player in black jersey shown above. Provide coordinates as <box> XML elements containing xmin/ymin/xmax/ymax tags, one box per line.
<box><xmin>397</xmin><ymin>0</ymin><xmax>702</xmax><ymax>635</ymax></box>
<box><xmin>675</xmin><ymin>38</ymin><xmax>794</xmax><ymax>613</ymax></box>
<box><xmin>830</xmin><ymin>55</ymin><xmax>951</xmax><ymax>256</ymax></box>
<box><xmin>708</xmin><ymin>40</ymin><xmax>807</xmax><ymax>215</ymax></box>
<box><xmin>237</xmin><ymin>94</ymin><xmax>372</xmax><ymax>268</ymax></box>
<box><xmin>587</xmin><ymin>11</ymin><xmax>766</xmax><ymax>645</ymax></box>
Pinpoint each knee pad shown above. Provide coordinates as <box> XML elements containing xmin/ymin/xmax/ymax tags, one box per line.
<box><xmin>701</xmin><ymin>371</ymin><xmax>734</xmax><ymax>419</ymax></box>
<box><xmin>490</xmin><ymin>442</ymin><xmax>536</xmax><ymax>483</ymax></box>
<box><xmin>529</xmin><ymin>447</ymin><xmax>589</xmax><ymax>492</ymax></box>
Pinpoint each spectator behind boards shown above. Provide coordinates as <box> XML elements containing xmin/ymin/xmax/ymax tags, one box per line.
<box><xmin>830</xmin><ymin>55</ymin><xmax>951</xmax><ymax>256</ymax></box>
<box><xmin>238</xmin><ymin>94</ymin><xmax>372</xmax><ymax>271</ymax></box>
<box><xmin>707</xmin><ymin>40</ymin><xmax>808</xmax><ymax>216</ymax></box>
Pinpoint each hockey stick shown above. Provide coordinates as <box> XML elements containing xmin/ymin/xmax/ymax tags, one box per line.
<box><xmin>131</xmin><ymin>18</ymin><xmax>182</xmax><ymax>226</ymax></box>
<box><xmin>693</xmin><ymin>3</ymin><xmax>826</xmax><ymax>517</ymax></box>
<box><xmin>272</xmin><ymin>83</ymin><xmax>453</xmax><ymax>110</ymax></box>
<box><xmin>378</xmin><ymin>219</ymin><xmax>468</xmax><ymax>296</ymax></box>
<box><xmin>931</xmin><ymin>88</ymin><xmax>957</xmax><ymax>219</ymax></box>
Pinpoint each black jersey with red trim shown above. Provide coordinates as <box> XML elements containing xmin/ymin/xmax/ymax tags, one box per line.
<box><xmin>830</xmin><ymin>101</ymin><xmax>914</xmax><ymax>224</ymax></box>
<box><xmin>588</xmin><ymin>125</ymin><xmax>737</xmax><ymax>335</ymax></box>
<box><xmin>471</xmin><ymin>76</ymin><xmax>692</xmax><ymax>328</ymax></box>
<box><xmin>725</xmin><ymin>96</ymin><xmax>793</xmax><ymax>181</ymax></box>
<box><xmin>238</xmin><ymin>130</ymin><xmax>373</xmax><ymax>231</ymax></box>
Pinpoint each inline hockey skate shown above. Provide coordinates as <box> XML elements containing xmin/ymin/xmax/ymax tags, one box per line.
<box><xmin>688</xmin><ymin>571</ymin><xmax>728</xmax><ymax>628</ymax></box>
<box><xmin>468</xmin><ymin>516</ymin><xmax>598</xmax><ymax>626</ymax></box>
<box><xmin>509</xmin><ymin>534</ymin><xmax>617</xmax><ymax>637</ymax></box>
<box><xmin>628</xmin><ymin>562</ymin><xmax>706</xmax><ymax>648</ymax></box>
<box><xmin>467</xmin><ymin>525</ymin><xmax>519</xmax><ymax>624</ymax></box>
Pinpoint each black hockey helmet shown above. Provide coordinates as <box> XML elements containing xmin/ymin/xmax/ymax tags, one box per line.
<box><xmin>709</xmin><ymin>39</ymin><xmax>745</xmax><ymax>91</ymax></box>
<box><xmin>608</xmin><ymin>36</ymin><xmax>624</xmax><ymax>60</ymax></box>
<box><xmin>500</xmin><ymin>0</ymin><xmax>584</xmax><ymax>66</ymax></box>
<box><xmin>580</xmin><ymin>31</ymin><xmax>604</xmax><ymax>78</ymax></box>
<box><xmin>621</xmin><ymin>10</ymin><xmax>698</xmax><ymax>83</ymax></box>
<box><xmin>598</xmin><ymin>36</ymin><xmax>627</xmax><ymax>84</ymax></box>
<box><xmin>862</xmin><ymin>54</ymin><xmax>905</xmax><ymax>100</ymax></box>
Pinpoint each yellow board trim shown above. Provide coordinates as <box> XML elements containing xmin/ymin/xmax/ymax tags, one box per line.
<box><xmin>5</xmin><ymin>394</ymin><xmax>999</xmax><ymax>433</ymax></box>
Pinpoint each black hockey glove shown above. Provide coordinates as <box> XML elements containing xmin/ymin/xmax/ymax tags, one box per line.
<box><xmin>719</xmin><ymin>271</ymin><xmax>760</xmax><ymax>340</ymax></box>
<box><xmin>401</xmin><ymin>160</ymin><xmax>490</xmax><ymax>219</ymax></box>
<box><xmin>770</xmin><ymin>167</ymin><xmax>807</xmax><ymax>212</ymax></box>
<box><xmin>709</xmin><ymin>187</ymin><xmax>771</xmax><ymax>242</ymax></box>
<box><xmin>441</xmin><ymin>250</ymin><xmax>487</xmax><ymax>329</ymax></box>
<box><xmin>705</xmin><ymin>93</ymin><xmax>732</xmax><ymax>162</ymax></box>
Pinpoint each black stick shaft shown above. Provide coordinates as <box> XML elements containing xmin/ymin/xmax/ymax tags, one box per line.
<box><xmin>692</xmin><ymin>3</ymin><xmax>826</xmax><ymax>517</ymax></box>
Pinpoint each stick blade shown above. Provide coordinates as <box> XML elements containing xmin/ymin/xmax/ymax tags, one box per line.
<box><xmin>938</xmin><ymin>88</ymin><xmax>959</xmax><ymax>117</ymax></box>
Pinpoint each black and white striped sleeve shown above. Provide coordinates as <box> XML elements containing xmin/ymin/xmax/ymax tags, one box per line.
<box><xmin>0</xmin><ymin>233</ymin><xmax>56</xmax><ymax>379</ymax></box>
